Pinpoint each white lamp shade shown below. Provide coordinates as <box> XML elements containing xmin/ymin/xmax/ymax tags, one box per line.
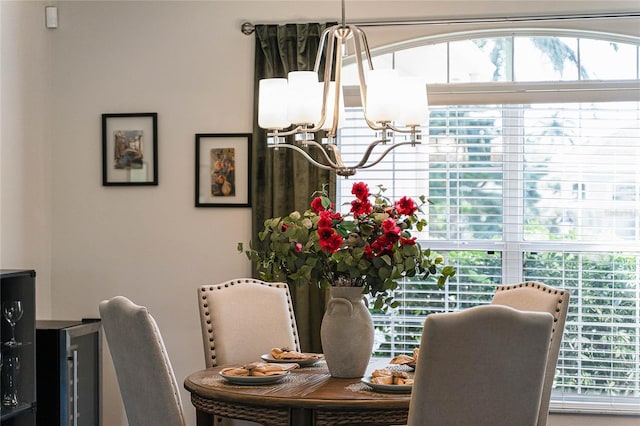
<box><xmin>396</xmin><ymin>77</ymin><xmax>429</xmax><ymax>126</ymax></box>
<box><xmin>287</xmin><ymin>71</ymin><xmax>322</xmax><ymax>125</ymax></box>
<box><xmin>258</xmin><ymin>79</ymin><xmax>290</xmax><ymax>129</ymax></box>
<box><xmin>365</xmin><ymin>69</ymin><xmax>399</xmax><ymax>123</ymax></box>
<box><xmin>320</xmin><ymin>81</ymin><xmax>346</xmax><ymax>131</ymax></box>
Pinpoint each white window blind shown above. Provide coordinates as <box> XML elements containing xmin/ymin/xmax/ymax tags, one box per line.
<box><xmin>337</xmin><ymin>101</ymin><xmax>640</xmax><ymax>412</ymax></box>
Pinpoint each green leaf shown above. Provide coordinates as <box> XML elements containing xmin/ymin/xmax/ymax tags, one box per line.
<box><xmin>391</xmin><ymin>266</ymin><xmax>402</xmax><ymax>279</ymax></box>
<box><xmin>266</xmin><ymin>217</ymin><xmax>281</xmax><ymax>228</ymax></box>
<box><xmin>404</xmin><ymin>257</ymin><xmax>416</xmax><ymax>270</ymax></box>
<box><xmin>378</xmin><ymin>267</ymin><xmax>391</xmax><ymax>280</ymax></box>
<box><xmin>321</xmin><ymin>196</ymin><xmax>331</xmax><ymax>209</ymax></box>
<box><xmin>442</xmin><ymin>265</ymin><xmax>456</xmax><ymax>276</ymax></box>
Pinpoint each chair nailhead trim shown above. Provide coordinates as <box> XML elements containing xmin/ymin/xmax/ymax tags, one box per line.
<box><xmin>199</xmin><ymin>279</ymin><xmax>300</xmax><ymax>368</ymax></box>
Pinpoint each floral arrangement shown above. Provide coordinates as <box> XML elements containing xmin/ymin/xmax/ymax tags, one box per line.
<box><xmin>239</xmin><ymin>182</ymin><xmax>455</xmax><ymax>311</ymax></box>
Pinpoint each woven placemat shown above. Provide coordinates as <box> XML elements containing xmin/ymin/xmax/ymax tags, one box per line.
<box><xmin>296</xmin><ymin>360</ymin><xmax>328</xmax><ymax>372</ymax></box>
<box><xmin>345</xmin><ymin>382</ymin><xmax>412</xmax><ymax>397</ymax></box>
<box><xmin>202</xmin><ymin>372</ymin><xmax>304</xmax><ymax>389</ymax></box>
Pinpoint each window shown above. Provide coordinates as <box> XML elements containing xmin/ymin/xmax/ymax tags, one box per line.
<box><xmin>337</xmin><ymin>30</ymin><xmax>640</xmax><ymax>413</ymax></box>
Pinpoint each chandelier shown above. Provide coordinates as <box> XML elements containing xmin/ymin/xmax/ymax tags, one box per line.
<box><xmin>257</xmin><ymin>0</ymin><xmax>428</xmax><ymax>177</ymax></box>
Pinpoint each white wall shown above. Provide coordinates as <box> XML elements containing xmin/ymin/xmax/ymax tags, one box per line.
<box><xmin>1</xmin><ymin>0</ymin><xmax>53</xmax><ymax>318</ymax></box>
<box><xmin>2</xmin><ymin>1</ymin><xmax>639</xmax><ymax>425</ymax></box>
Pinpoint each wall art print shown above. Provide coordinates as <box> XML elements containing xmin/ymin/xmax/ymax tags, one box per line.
<box><xmin>102</xmin><ymin>113</ymin><xmax>158</xmax><ymax>186</ymax></box>
<box><xmin>195</xmin><ymin>133</ymin><xmax>251</xmax><ymax>207</ymax></box>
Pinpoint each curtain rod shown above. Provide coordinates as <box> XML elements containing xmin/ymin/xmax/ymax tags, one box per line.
<box><xmin>241</xmin><ymin>11</ymin><xmax>640</xmax><ymax>35</ymax></box>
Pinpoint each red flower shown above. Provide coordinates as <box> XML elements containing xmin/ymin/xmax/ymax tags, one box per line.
<box><xmin>318</xmin><ymin>228</ymin><xmax>343</xmax><ymax>253</ymax></box>
<box><xmin>371</xmin><ymin>234</ymin><xmax>395</xmax><ymax>256</ymax></box>
<box><xmin>382</xmin><ymin>218</ymin><xmax>401</xmax><ymax>236</ymax></box>
<box><xmin>310</xmin><ymin>197</ymin><xmax>325</xmax><ymax>213</ymax></box>
<box><xmin>400</xmin><ymin>236</ymin><xmax>417</xmax><ymax>246</ymax></box>
<box><xmin>364</xmin><ymin>244</ymin><xmax>375</xmax><ymax>259</ymax></box>
<box><xmin>318</xmin><ymin>211</ymin><xmax>332</xmax><ymax>228</ymax></box>
<box><xmin>318</xmin><ymin>209</ymin><xmax>341</xmax><ymax>228</ymax></box>
<box><xmin>350</xmin><ymin>199</ymin><xmax>372</xmax><ymax>216</ymax></box>
<box><xmin>351</xmin><ymin>182</ymin><xmax>370</xmax><ymax>201</ymax></box>
<box><xmin>293</xmin><ymin>243</ymin><xmax>303</xmax><ymax>252</ymax></box>
<box><xmin>395</xmin><ymin>196</ymin><xmax>418</xmax><ymax>216</ymax></box>
<box><xmin>317</xmin><ymin>227</ymin><xmax>335</xmax><ymax>241</ymax></box>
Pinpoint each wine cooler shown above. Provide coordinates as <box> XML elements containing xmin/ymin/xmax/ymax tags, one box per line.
<box><xmin>36</xmin><ymin>319</ymin><xmax>101</xmax><ymax>426</ymax></box>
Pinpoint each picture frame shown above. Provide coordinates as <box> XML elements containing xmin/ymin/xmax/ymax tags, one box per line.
<box><xmin>195</xmin><ymin>133</ymin><xmax>252</xmax><ymax>208</ymax></box>
<box><xmin>102</xmin><ymin>113</ymin><xmax>158</xmax><ymax>186</ymax></box>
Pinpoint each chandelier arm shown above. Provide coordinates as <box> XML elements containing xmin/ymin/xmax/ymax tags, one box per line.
<box><xmin>326</xmin><ymin>29</ymin><xmax>344</xmax><ymax>137</ymax></box>
<box><xmin>267</xmin><ymin>126</ymin><xmax>305</xmax><ymax>138</ymax></box>
<box><xmin>270</xmin><ymin>143</ymin><xmax>336</xmax><ymax>171</ymax></box>
<box><xmin>354</xmin><ymin>23</ymin><xmax>374</xmax><ymax>69</ymax></box>
<box><xmin>324</xmin><ymin>143</ymin><xmax>347</xmax><ymax>169</ymax></box>
<box><xmin>291</xmin><ymin>26</ymin><xmax>338</xmax><ymax>136</ymax></box>
<box><xmin>300</xmin><ymin>139</ymin><xmax>342</xmax><ymax>169</ymax></box>
<box><xmin>316</xmin><ymin>26</ymin><xmax>338</xmax><ymax>133</ymax></box>
<box><xmin>359</xmin><ymin>141</ymin><xmax>422</xmax><ymax>169</ymax></box>
<box><xmin>350</xmin><ymin>25</ymin><xmax>385</xmax><ymax>132</ymax></box>
<box><xmin>313</xmin><ymin>26</ymin><xmax>333</xmax><ymax>74</ymax></box>
<box><xmin>386</xmin><ymin>123</ymin><xmax>418</xmax><ymax>134</ymax></box>
<box><xmin>349</xmin><ymin>138</ymin><xmax>389</xmax><ymax>169</ymax></box>
<box><xmin>351</xmin><ymin>25</ymin><xmax>368</xmax><ymax>119</ymax></box>
<box><xmin>384</xmin><ymin>124</ymin><xmax>421</xmax><ymax>145</ymax></box>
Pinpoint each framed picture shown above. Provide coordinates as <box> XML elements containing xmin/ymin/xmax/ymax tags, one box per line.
<box><xmin>102</xmin><ymin>113</ymin><xmax>158</xmax><ymax>186</ymax></box>
<box><xmin>195</xmin><ymin>133</ymin><xmax>252</xmax><ymax>207</ymax></box>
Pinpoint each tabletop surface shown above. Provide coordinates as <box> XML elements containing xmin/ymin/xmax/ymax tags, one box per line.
<box><xmin>184</xmin><ymin>358</ymin><xmax>413</xmax><ymax>409</ymax></box>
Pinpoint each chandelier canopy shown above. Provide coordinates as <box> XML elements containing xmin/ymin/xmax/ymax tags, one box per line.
<box><xmin>257</xmin><ymin>1</ymin><xmax>428</xmax><ymax>177</ymax></box>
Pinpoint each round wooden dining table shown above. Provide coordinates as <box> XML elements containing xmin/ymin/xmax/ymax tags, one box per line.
<box><xmin>184</xmin><ymin>359</ymin><xmax>412</xmax><ymax>426</ymax></box>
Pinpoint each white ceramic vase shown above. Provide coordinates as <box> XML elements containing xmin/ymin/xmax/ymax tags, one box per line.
<box><xmin>320</xmin><ymin>286</ymin><xmax>374</xmax><ymax>378</ymax></box>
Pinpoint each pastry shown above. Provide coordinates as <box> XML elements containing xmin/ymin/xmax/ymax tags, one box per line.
<box><xmin>392</xmin><ymin>371</ymin><xmax>413</xmax><ymax>385</ymax></box>
<box><xmin>369</xmin><ymin>368</ymin><xmax>414</xmax><ymax>386</ymax></box>
<box><xmin>371</xmin><ymin>368</ymin><xmax>392</xmax><ymax>377</ymax></box>
<box><xmin>220</xmin><ymin>367</ymin><xmax>250</xmax><ymax>376</ymax></box>
<box><xmin>251</xmin><ymin>363</ymin><xmax>287</xmax><ymax>376</ymax></box>
<box><xmin>271</xmin><ymin>347</ymin><xmax>323</xmax><ymax>360</ymax></box>
<box><xmin>370</xmin><ymin>375</ymin><xmax>393</xmax><ymax>384</ymax></box>
<box><xmin>390</xmin><ymin>354</ymin><xmax>414</xmax><ymax>365</ymax></box>
<box><xmin>221</xmin><ymin>362</ymin><xmax>286</xmax><ymax>376</ymax></box>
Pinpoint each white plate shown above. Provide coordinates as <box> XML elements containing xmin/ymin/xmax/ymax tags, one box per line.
<box><xmin>219</xmin><ymin>370</ymin><xmax>289</xmax><ymax>385</ymax></box>
<box><xmin>361</xmin><ymin>377</ymin><xmax>412</xmax><ymax>394</ymax></box>
<box><xmin>260</xmin><ymin>353</ymin><xmax>324</xmax><ymax>367</ymax></box>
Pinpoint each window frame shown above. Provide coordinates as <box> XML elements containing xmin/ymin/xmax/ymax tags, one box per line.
<box><xmin>338</xmin><ymin>27</ymin><xmax>640</xmax><ymax>415</ymax></box>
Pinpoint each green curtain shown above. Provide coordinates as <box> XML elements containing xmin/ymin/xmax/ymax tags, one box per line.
<box><xmin>251</xmin><ymin>23</ymin><xmax>336</xmax><ymax>352</ymax></box>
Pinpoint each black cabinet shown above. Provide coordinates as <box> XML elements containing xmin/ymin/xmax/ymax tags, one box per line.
<box><xmin>0</xmin><ymin>269</ymin><xmax>37</xmax><ymax>426</ymax></box>
<box><xmin>36</xmin><ymin>320</ymin><xmax>101</xmax><ymax>426</ymax></box>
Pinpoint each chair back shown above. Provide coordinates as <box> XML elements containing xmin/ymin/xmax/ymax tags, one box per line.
<box><xmin>408</xmin><ymin>305</ymin><xmax>553</xmax><ymax>426</ymax></box>
<box><xmin>99</xmin><ymin>296</ymin><xmax>186</xmax><ymax>426</ymax></box>
<box><xmin>492</xmin><ymin>281</ymin><xmax>570</xmax><ymax>426</ymax></box>
<box><xmin>198</xmin><ymin>278</ymin><xmax>300</xmax><ymax>367</ymax></box>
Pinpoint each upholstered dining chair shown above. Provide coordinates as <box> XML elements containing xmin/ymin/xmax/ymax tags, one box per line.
<box><xmin>99</xmin><ymin>296</ymin><xmax>187</xmax><ymax>426</ymax></box>
<box><xmin>407</xmin><ymin>305</ymin><xmax>554</xmax><ymax>426</ymax></box>
<box><xmin>491</xmin><ymin>281</ymin><xmax>570</xmax><ymax>426</ymax></box>
<box><xmin>197</xmin><ymin>278</ymin><xmax>300</xmax><ymax>368</ymax></box>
